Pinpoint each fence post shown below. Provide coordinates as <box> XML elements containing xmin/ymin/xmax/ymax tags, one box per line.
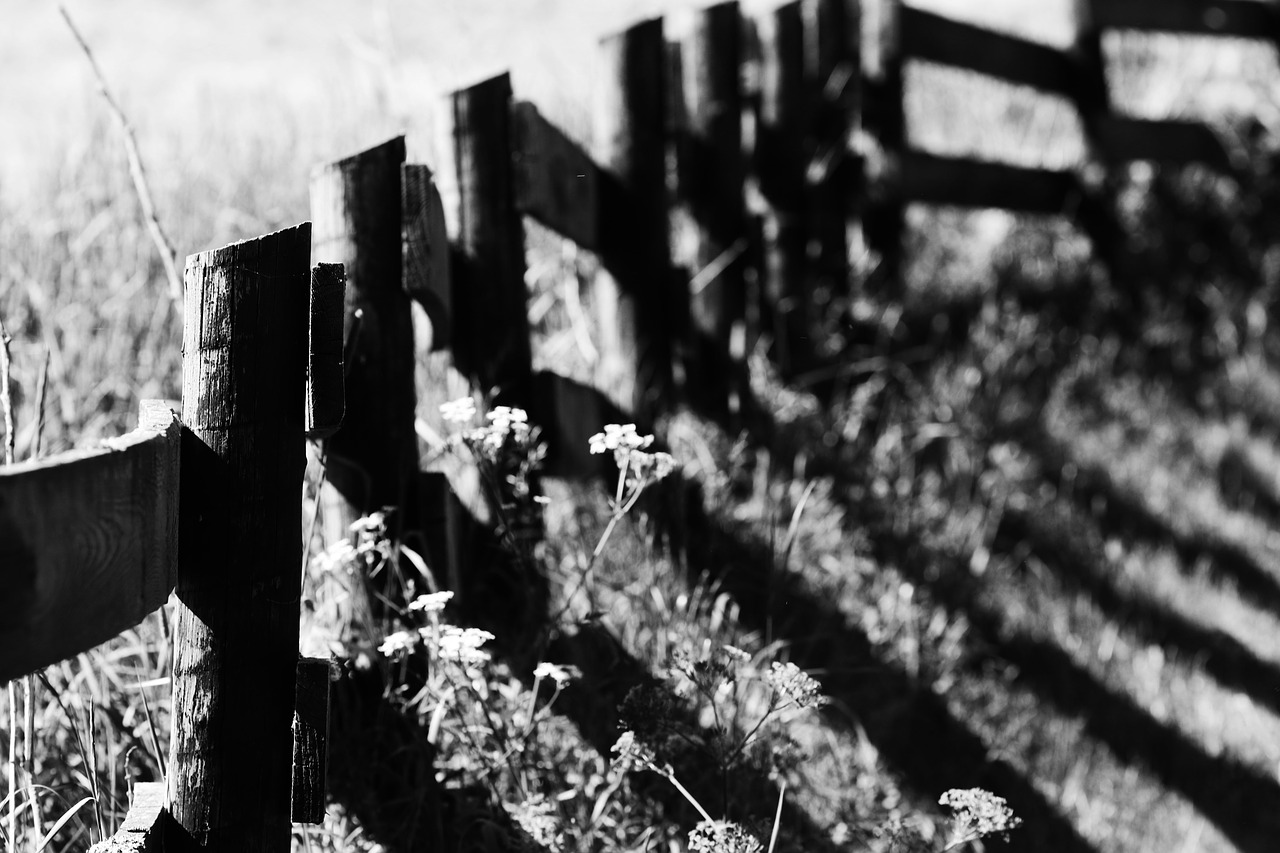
<box><xmin>1069</xmin><ymin>0</ymin><xmax>1125</xmax><ymax>276</ymax></box>
<box><xmin>806</xmin><ymin>0</ymin><xmax>858</xmax><ymax>307</ymax></box>
<box><xmin>451</xmin><ymin>73</ymin><xmax>533</xmax><ymax>399</ymax></box>
<box><xmin>864</xmin><ymin>0</ymin><xmax>904</xmax><ymax>292</ymax></box>
<box><xmin>310</xmin><ymin>137</ymin><xmax>417</xmax><ymax>532</ymax></box>
<box><xmin>757</xmin><ymin>1</ymin><xmax>808</xmax><ymax>375</ymax></box>
<box><xmin>402</xmin><ymin>163</ymin><xmax>453</xmax><ymax>353</ymax></box>
<box><xmin>169</xmin><ymin>223</ymin><xmax>312</xmax><ymax>852</ymax></box>
<box><xmin>674</xmin><ymin>1</ymin><xmax>747</xmax><ymax>421</ymax></box>
<box><xmin>596</xmin><ymin>17</ymin><xmax>673</xmax><ymax>421</ymax></box>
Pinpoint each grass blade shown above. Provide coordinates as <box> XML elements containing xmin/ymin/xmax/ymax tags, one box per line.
<box><xmin>35</xmin><ymin>796</ymin><xmax>94</xmax><ymax>853</ymax></box>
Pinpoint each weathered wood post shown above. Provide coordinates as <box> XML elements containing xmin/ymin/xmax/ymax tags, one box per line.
<box><xmin>596</xmin><ymin>17</ymin><xmax>674</xmax><ymax>421</ymax></box>
<box><xmin>864</xmin><ymin>0</ymin><xmax>904</xmax><ymax>292</ymax></box>
<box><xmin>310</xmin><ymin>137</ymin><xmax>417</xmax><ymax>531</ymax></box>
<box><xmin>452</xmin><ymin>73</ymin><xmax>533</xmax><ymax>399</ymax></box>
<box><xmin>806</xmin><ymin>0</ymin><xmax>858</xmax><ymax>312</ymax></box>
<box><xmin>169</xmin><ymin>223</ymin><xmax>312</xmax><ymax>852</ymax></box>
<box><xmin>674</xmin><ymin>1</ymin><xmax>747</xmax><ymax>421</ymax></box>
<box><xmin>757</xmin><ymin>1</ymin><xmax>808</xmax><ymax>375</ymax></box>
<box><xmin>1069</xmin><ymin>0</ymin><xmax>1125</xmax><ymax>278</ymax></box>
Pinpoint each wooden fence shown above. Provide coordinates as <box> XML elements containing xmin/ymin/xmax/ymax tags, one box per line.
<box><xmin>2</xmin><ymin>0</ymin><xmax>1274</xmax><ymax>849</ymax></box>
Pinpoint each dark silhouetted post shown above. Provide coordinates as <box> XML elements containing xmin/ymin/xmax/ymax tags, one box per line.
<box><xmin>451</xmin><ymin>73</ymin><xmax>533</xmax><ymax>399</ymax></box>
<box><xmin>311</xmin><ymin>137</ymin><xmax>417</xmax><ymax>527</ymax></box>
<box><xmin>674</xmin><ymin>1</ymin><xmax>747</xmax><ymax>420</ymax></box>
<box><xmin>169</xmin><ymin>223</ymin><xmax>311</xmax><ymax>852</ymax></box>
<box><xmin>596</xmin><ymin>17</ymin><xmax>674</xmax><ymax>420</ymax></box>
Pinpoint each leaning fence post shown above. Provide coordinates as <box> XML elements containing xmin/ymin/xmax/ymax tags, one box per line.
<box><xmin>451</xmin><ymin>73</ymin><xmax>533</xmax><ymax>399</ymax></box>
<box><xmin>310</xmin><ymin>137</ymin><xmax>417</xmax><ymax>529</ymax></box>
<box><xmin>595</xmin><ymin>17</ymin><xmax>673</xmax><ymax>421</ymax></box>
<box><xmin>674</xmin><ymin>1</ymin><xmax>747</xmax><ymax>421</ymax></box>
<box><xmin>757</xmin><ymin>1</ymin><xmax>808</xmax><ymax>375</ymax></box>
<box><xmin>864</xmin><ymin>0</ymin><xmax>904</xmax><ymax>292</ymax></box>
<box><xmin>169</xmin><ymin>223</ymin><xmax>312</xmax><ymax>852</ymax></box>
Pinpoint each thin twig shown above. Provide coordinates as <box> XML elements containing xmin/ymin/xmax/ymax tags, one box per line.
<box><xmin>59</xmin><ymin>6</ymin><xmax>183</xmax><ymax>308</ymax></box>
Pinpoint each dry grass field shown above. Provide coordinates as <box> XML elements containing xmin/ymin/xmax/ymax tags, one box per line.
<box><xmin>5</xmin><ymin>1</ymin><xmax>1280</xmax><ymax>852</ymax></box>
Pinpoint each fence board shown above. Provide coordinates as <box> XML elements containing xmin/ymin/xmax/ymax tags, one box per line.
<box><xmin>402</xmin><ymin>163</ymin><xmax>453</xmax><ymax>351</ymax></box>
<box><xmin>899</xmin><ymin>6</ymin><xmax>1078</xmax><ymax>98</ymax></box>
<box><xmin>92</xmin><ymin>782</ymin><xmax>167</xmax><ymax>852</ymax></box>
<box><xmin>1094</xmin><ymin>116</ymin><xmax>1233</xmax><ymax>170</ymax></box>
<box><xmin>898</xmin><ymin>151</ymin><xmax>1079</xmax><ymax>213</ymax></box>
<box><xmin>0</xmin><ymin>400</ymin><xmax>178</xmax><ymax>683</ymax></box>
<box><xmin>306</xmin><ymin>263</ymin><xmax>346</xmax><ymax>440</ymax></box>
<box><xmin>170</xmin><ymin>223</ymin><xmax>311</xmax><ymax>851</ymax></box>
<box><xmin>512</xmin><ymin>101</ymin><xmax>601</xmax><ymax>252</ymax></box>
<box><xmin>1092</xmin><ymin>0</ymin><xmax>1276</xmax><ymax>37</ymax></box>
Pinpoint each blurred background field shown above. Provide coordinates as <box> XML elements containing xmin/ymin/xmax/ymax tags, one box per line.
<box><xmin>6</xmin><ymin>1</ymin><xmax>1280</xmax><ymax>852</ymax></box>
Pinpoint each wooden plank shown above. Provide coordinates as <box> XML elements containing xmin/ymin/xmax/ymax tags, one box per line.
<box><xmin>0</xmin><ymin>400</ymin><xmax>179</xmax><ymax>683</ymax></box>
<box><xmin>402</xmin><ymin>163</ymin><xmax>453</xmax><ymax>351</ymax></box>
<box><xmin>900</xmin><ymin>6</ymin><xmax>1078</xmax><ymax>98</ymax></box>
<box><xmin>512</xmin><ymin>101</ymin><xmax>601</xmax><ymax>251</ymax></box>
<box><xmin>169</xmin><ymin>223</ymin><xmax>311</xmax><ymax>852</ymax></box>
<box><xmin>311</xmin><ymin>137</ymin><xmax>418</xmax><ymax>516</ymax></box>
<box><xmin>898</xmin><ymin>151</ymin><xmax>1079</xmax><ymax>213</ymax></box>
<box><xmin>89</xmin><ymin>781</ymin><xmax>167</xmax><ymax>853</ymax></box>
<box><xmin>306</xmin><ymin>263</ymin><xmax>346</xmax><ymax>440</ymax></box>
<box><xmin>1094</xmin><ymin>116</ymin><xmax>1234</xmax><ymax>170</ymax></box>
<box><xmin>291</xmin><ymin>657</ymin><xmax>333</xmax><ymax>825</ymax></box>
<box><xmin>595</xmin><ymin>17</ymin><xmax>673</xmax><ymax>419</ymax></box>
<box><xmin>1092</xmin><ymin>0</ymin><xmax>1276</xmax><ymax>37</ymax></box>
<box><xmin>452</xmin><ymin>73</ymin><xmax>533</xmax><ymax>397</ymax></box>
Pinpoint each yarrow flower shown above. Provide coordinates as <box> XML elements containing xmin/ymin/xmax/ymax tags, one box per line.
<box><xmin>378</xmin><ymin>630</ymin><xmax>418</xmax><ymax>658</ymax></box>
<box><xmin>533</xmin><ymin>661</ymin><xmax>581</xmax><ymax>686</ymax></box>
<box><xmin>311</xmin><ymin>538</ymin><xmax>356</xmax><ymax>574</ymax></box>
<box><xmin>408</xmin><ymin>590</ymin><xmax>454</xmax><ymax>613</ymax></box>
<box><xmin>766</xmin><ymin>661</ymin><xmax>827</xmax><ymax>710</ymax></box>
<box><xmin>589</xmin><ymin>423</ymin><xmax>652</xmax><ymax>455</ymax></box>
<box><xmin>610</xmin><ymin>730</ymin><xmax>659</xmax><ymax>773</ymax></box>
<box><xmin>439</xmin><ymin>396</ymin><xmax>477</xmax><ymax>423</ymax></box>
<box><xmin>437</xmin><ymin>626</ymin><xmax>496</xmax><ymax>664</ymax></box>
<box><xmin>939</xmin><ymin>788</ymin><xmax>1022</xmax><ymax>845</ymax></box>
<box><xmin>688</xmin><ymin>820</ymin><xmax>764</xmax><ymax>853</ymax></box>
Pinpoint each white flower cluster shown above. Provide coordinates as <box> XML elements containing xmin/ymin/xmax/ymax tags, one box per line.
<box><xmin>437</xmin><ymin>626</ymin><xmax>496</xmax><ymax>664</ymax></box>
<box><xmin>940</xmin><ymin>788</ymin><xmax>1022</xmax><ymax>842</ymax></box>
<box><xmin>766</xmin><ymin>661</ymin><xmax>828</xmax><ymax>710</ymax></box>
<box><xmin>378</xmin><ymin>630</ymin><xmax>418</xmax><ymax>658</ymax></box>
<box><xmin>589</xmin><ymin>423</ymin><xmax>676</xmax><ymax>486</ymax></box>
<box><xmin>610</xmin><ymin>730</ymin><xmax>659</xmax><ymax>773</ymax></box>
<box><xmin>688</xmin><ymin>820</ymin><xmax>763</xmax><ymax>853</ymax></box>
<box><xmin>533</xmin><ymin>661</ymin><xmax>582</xmax><ymax>686</ymax></box>
<box><xmin>440</xmin><ymin>398</ymin><xmax>541</xmax><ymax>463</ymax></box>
<box><xmin>408</xmin><ymin>590</ymin><xmax>454</xmax><ymax>613</ymax></box>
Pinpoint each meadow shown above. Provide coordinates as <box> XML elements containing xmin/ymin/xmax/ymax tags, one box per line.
<box><xmin>4</xmin><ymin>1</ymin><xmax>1280</xmax><ymax>852</ymax></box>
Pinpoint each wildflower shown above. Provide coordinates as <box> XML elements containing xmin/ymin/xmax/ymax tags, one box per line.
<box><xmin>610</xmin><ymin>730</ymin><xmax>659</xmax><ymax>773</ymax></box>
<box><xmin>939</xmin><ymin>788</ymin><xmax>1022</xmax><ymax>845</ymax></box>
<box><xmin>408</xmin><ymin>590</ymin><xmax>454</xmax><ymax>613</ymax></box>
<box><xmin>688</xmin><ymin>820</ymin><xmax>763</xmax><ymax>853</ymax></box>
<box><xmin>766</xmin><ymin>661</ymin><xmax>827</xmax><ymax>710</ymax></box>
<box><xmin>722</xmin><ymin>644</ymin><xmax>752</xmax><ymax>663</ymax></box>
<box><xmin>439</xmin><ymin>396</ymin><xmax>477</xmax><ymax>423</ymax></box>
<box><xmin>533</xmin><ymin>661</ymin><xmax>581</xmax><ymax>686</ymax></box>
<box><xmin>378</xmin><ymin>630</ymin><xmax>418</xmax><ymax>658</ymax></box>
<box><xmin>589</xmin><ymin>423</ymin><xmax>653</xmax><ymax>455</ymax></box>
<box><xmin>311</xmin><ymin>539</ymin><xmax>356</xmax><ymax>574</ymax></box>
<box><xmin>437</xmin><ymin>626</ymin><xmax>495</xmax><ymax>664</ymax></box>
<box><xmin>349</xmin><ymin>512</ymin><xmax>387</xmax><ymax>536</ymax></box>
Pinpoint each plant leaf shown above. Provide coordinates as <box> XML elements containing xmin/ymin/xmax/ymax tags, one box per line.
<box><xmin>36</xmin><ymin>796</ymin><xmax>94</xmax><ymax>853</ymax></box>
